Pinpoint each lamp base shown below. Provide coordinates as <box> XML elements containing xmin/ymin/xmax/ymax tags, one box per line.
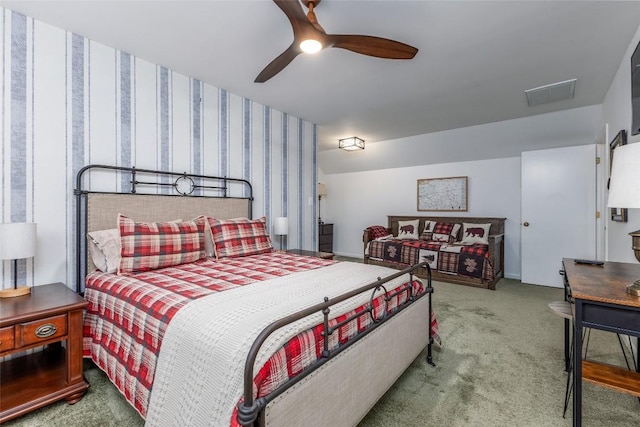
<box><xmin>627</xmin><ymin>279</ymin><xmax>640</xmax><ymax>296</ymax></box>
<box><xmin>0</xmin><ymin>286</ymin><xmax>31</xmax><ymax>298</ymax></box>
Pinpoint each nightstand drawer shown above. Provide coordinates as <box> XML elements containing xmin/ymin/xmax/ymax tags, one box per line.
<box><xmin>319</xmin><ymin>224</ymin><xmax>333</xmax><ymax>235</ymax></box>
<box><xmin>319</xmin><ymin>235</ymin><xmax>332</xmax><ymax>244</ymax></box>
<box><xmin>19</xmin><ymin>314</ymin><xmax>67</xmax><ymax>347</ymax></box>
<box><xmin>0</xmin><ymin>326</ymin><xmax>14</xmax><ymax>352</ymax></box>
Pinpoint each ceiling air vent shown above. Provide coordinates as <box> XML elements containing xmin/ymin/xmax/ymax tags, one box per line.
<box><xmin>525</xmin><ymin>78</ymin><xmax>576</xmax><ymax>107</ymax></box>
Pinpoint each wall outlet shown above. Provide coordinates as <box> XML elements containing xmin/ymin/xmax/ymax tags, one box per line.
<box><xmin>308</xmin><ymin>197</ymin><xmax>313</xmax><ymax>206</ymax></box>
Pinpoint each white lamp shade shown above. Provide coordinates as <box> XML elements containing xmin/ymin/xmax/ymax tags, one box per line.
<box><xmin>608</xmin><ymin>142</ymin><xmax>640</xmax><ymax>209</ymax></box>
<box><xmin>274</xmin><ymin>217</ymin><xmax>289</xmax><ymax>236</ymax></box>
<box><xmin>0</xmin><ymin>222</ymin><xmax>37</xmax><ymax>260</ymax></box>
<box><xmin>318</xmin><ymin>183</ymin><xmax>327</xmax><ymax>197</ymax></box>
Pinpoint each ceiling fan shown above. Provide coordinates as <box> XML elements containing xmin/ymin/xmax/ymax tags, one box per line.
<box><xmin>255</xmin><ymin>0</ymin><xmax>419</xmax><ymax>83</ymax></box>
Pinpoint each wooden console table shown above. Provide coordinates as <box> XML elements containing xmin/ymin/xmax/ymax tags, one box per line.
<box><xmin>562</xmin><ymin>258</ymin><xmax>640</xmax><ymax>427</ymax></box>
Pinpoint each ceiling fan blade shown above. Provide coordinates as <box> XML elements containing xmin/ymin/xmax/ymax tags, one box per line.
<box><xmin>328</xmin><ymin>34</ymin><xmax>418</xmax><ymax>59</ymax></box>
<box><xmin>273</xmin><ymin>0</ymin><xmax>311</xmax><ymax>36</ymax></box>
<box><xmin>255</xmin><ymin>43</ymin><xmax>301</xmax><ymax>83</ymax></box>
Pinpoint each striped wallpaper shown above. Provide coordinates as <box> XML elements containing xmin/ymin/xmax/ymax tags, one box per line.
<box><xmin>0</xmin><ymin>9</ymin><xmax>318</xmax><ymax>291</ymax></box>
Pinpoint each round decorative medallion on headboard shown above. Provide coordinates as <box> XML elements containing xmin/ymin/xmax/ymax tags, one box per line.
<box><xmin>174</xmin><ymin>175</ymin><xmax>195</xmax><ymax>195</ymax></box>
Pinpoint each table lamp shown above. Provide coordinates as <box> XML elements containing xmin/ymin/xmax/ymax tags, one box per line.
<box><xmin>274</xmin><ymin>217</ymin><xmax>288</xmax><ymax>251</ymax></box>
<box><xmin>0</xmin><ymin>222</ymin><xmax>37</xmax><ymax>298</ymax></box>
<box><xmin>607</xmin><ymin>142</ymin><xmax>640</xmax><ymax>295</ymax></box>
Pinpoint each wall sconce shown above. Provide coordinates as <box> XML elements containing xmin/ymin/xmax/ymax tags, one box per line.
<box><xmin>607</xmin><ymin>142</ymin><xmax>640</xmax><ymax>295</ymax></box>
<box><xmin>0</xmin><ymin>222</ymin><xmax>37</xmax><ymax>298</ymax></box>
<box><xmin>274</xmin><ymin>217</ymin><xmax>289</xmax><ymax>251</ymax></box>
<box><xmin>339</xmin><ymin>136</ymin><xmax>365</xmax><ymax>151</ymax></box>
<box><xmin>318</xmin><ymin>183</ymin><xmax>328</xmax><ymax>224</ymax></box>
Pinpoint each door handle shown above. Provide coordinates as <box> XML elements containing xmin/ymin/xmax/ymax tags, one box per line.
<box><xmin>523</xmin><ymin>222</ymin><xmax>530</xmax><ymax>227</ymax></box>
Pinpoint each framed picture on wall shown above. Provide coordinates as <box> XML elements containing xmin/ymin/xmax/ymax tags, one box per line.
<box><xmin>609</xmin><ymin>129</ymin><xmax>628</xmax><ymax>222</ymax></box>
<box><xmin>417</xmin><ymin>176</ymin><xmax>468</xmax><ymax>211</ymax></box>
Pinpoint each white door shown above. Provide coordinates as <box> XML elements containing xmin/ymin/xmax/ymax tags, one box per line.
<box><xmin>521</xmin><ymin>145</ymin><xmax>597</xmax><ymax>287</ymax></box>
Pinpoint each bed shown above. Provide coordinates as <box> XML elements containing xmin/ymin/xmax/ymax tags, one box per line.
<box><xmin>76</xmin><ymin>165</ymin><xmax>438</xmax><ymax>427</ymax></box>
<box><xmin>364</xmin><ymin>215</ymin><xmax>506</xmax><ymax>290</ymax></box>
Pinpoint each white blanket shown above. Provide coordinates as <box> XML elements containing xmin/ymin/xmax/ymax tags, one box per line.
<box><xmin>145</xmin><ymin>262</ymin><xmax>412</xmax><ymax>427</ymax></box>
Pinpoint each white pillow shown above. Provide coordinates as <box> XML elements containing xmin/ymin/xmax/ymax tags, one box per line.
<box><xmin>396</xmin><ymin>219</ymin><xmax>420</xmax><ymax>240</ymax></box>
<box><xmin>202</xmin><ymin>219</ymin><xmax>215</xmax><ymax>258</ymax></box>
<box><xmin>87</xmin><ymin>228</ymin><xmax>121</xmax><ymax>273</ymax></box>
<box><xmin>460</xmin><ymin>223</ymin><xmax>491</xmax><ymax>245</ymax></box>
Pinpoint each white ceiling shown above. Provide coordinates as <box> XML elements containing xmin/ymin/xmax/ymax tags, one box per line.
<box><xmin>3</xmin><ymin>0</ymin><xmax>640</xmax><ymax>151</ymax></box>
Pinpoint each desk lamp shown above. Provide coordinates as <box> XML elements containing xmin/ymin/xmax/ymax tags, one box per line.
<box><xmin>607</xmin><ymin>142</ymin><xmax>640</xmax><ymax>295</ymax></box>
<box><xmin>0</xmin><ymin>222</ymin><xmax>37</xmax><ymax>298</ymax></box>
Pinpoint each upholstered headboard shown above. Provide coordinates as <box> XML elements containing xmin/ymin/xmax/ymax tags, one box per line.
<box><xmin>86</xmin><ymin>193</ymin><xmax>250</xmax><ymax>233</ymax></box>
<box><xmin>75</xmin><ymin>164</ymin><xmax>253</xmax><ymax>292</ymax></box>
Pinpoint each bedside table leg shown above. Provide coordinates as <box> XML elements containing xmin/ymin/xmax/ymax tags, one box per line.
<box><xmin>67</xmin><ymin>309</ymin><xmax>85</xmax><ymax>385</ymax></box>
<box><xmin>65</xmin><ymin>388</ymin><xmax>88</xmax><ymax>404</ymax></box>
<box><xmin>65</xmin><ymin>308</ymin><xmax>89</xmax><ymax>403</ymax></box>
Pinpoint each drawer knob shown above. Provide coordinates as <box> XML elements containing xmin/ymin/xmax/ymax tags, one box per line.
<box><xmin>35</xmin><ymin>323</ymin><xmax>58</xmax><ymax>338</ymax></box>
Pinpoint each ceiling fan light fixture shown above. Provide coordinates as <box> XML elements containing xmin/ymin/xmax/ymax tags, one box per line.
<box><xmin>339</xmin><ymin>137</ymin><xmax>365</xmax><ymax>151</ymax></box>
<box><xmin>255</xmin><ymin>0</ymin><xmax>418</xmax><ymax>82</ymax></box>
<box><xmin>300</xmin><ymin>39</ymin><xmax>322</xmax><ymax>54</ymax></box>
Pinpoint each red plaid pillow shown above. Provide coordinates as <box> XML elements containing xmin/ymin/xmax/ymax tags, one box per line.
<box><xmin>117</xmin><ymin>215</ymin><xmax>207</xmax><ymax>274</ymax></box>
<box><xmin>423</xmin><ymin>222</ymin><xmax>461</xmax><ymax>243</ymax></box>
<box><xmin>207</xmin><ymin>216</ymin><xmax>273</xmax><ymax>258</ymax></box>
<box><xmin>367</xmin><ymin>225</ymin><xmax>390</xmax><ymax>240</ymax></box>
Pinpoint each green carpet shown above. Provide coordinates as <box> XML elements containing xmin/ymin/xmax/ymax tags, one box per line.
<box><xmin>5</xmin><ymin>279</ymin><xmax>639</xmax><ymax>426</ymax></box>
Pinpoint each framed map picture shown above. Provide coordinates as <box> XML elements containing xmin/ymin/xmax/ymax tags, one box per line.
<box><xmin>417</xmin><ymin>176</ymin><xmax>468</xmax><ymax>211</ymax></box>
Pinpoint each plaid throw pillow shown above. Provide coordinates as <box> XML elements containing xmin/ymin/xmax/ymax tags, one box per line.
<box><xmin>207</xmin><ymin>216</ymin><xmax>273</xmax><ymax>258</ymax></box>
<box><xmin>423</xmin><ymin>222</ymin><xmax>461</xmax><ymax>243</ymax></box>
<box><xmin>420</xmin><ymin>220</ymin><xmax>438</xmax><ymax>240</ymax></box>
<box><xmin>117</xmin><ymin>215</ymin><xmax>207</xmax><ymax>274</ymax></box>
<box><xmin>367</xmin><ymin>225</ymin><xmax>390</xmax><ymax>240</ymax></box>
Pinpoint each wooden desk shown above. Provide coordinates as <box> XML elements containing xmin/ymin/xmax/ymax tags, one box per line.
<box><xmin>562</xmin><ymin>259</ymin><xmax>640</xmax><ymax>427</ymax></box>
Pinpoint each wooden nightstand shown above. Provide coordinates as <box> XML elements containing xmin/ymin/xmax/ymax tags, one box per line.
<box><xmin>0</xmin><ymin>283</ymin><xmax>89</xmax><ymax>423</ymax></box>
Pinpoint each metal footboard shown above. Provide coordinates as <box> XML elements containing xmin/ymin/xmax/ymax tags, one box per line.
<box><xmin>237</xmin><ymin>262</ymin><xmax>434</xmax><ymax>426</ymax></box>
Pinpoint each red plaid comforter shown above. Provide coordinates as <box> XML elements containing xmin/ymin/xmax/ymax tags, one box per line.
<box><xmin>83</xmin><ymin>252</ymin><xmax>439</xmax><ymax>422</ymax></box>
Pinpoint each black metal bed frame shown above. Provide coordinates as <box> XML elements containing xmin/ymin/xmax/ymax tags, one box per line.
<box><xmin>73</xmin><ymin>164</ymin><xmax>435</xmax><ymax>426</ymax></box>
<box><xmin>74</xmin><ymin>164</ymin><xmax>253</xmax><ymax>293</ymax></box>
